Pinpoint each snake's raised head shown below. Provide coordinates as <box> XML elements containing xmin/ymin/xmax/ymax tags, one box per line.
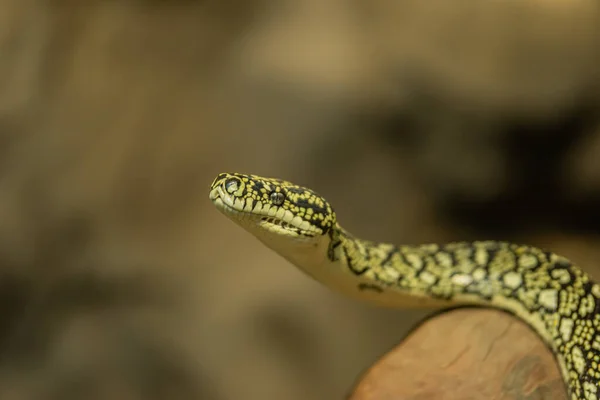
<box><xmin>209</xmin><ymin>173</ymin><xmax>336</xmax><ymax>240</ymax></box>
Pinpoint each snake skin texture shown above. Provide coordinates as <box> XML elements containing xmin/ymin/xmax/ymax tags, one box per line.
<box><xmin>210</xmin><ymin>172</ymin><xmax>600</xmax><ymax>400</ymax></box>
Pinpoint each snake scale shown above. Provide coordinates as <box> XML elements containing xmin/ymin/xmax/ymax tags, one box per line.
<box><xmin>210</xmin><ymin>172</ymin><xmax>600</xmax><ymax>399</ymax></box>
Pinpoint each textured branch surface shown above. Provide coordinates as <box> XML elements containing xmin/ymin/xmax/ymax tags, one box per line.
<box><xmin>349</xmin><ymin>309</ymin><xmax>567</xmax><ymax>400</ymax></box>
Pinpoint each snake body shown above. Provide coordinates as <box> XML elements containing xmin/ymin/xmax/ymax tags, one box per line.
<box><xmin>209</xmin><ymin>172</ymin><xmax>600</xmax><ymax>399</ymax></box>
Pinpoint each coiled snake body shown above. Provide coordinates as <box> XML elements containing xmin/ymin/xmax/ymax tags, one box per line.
<box><xmin>210</xmin><ymin>172</ymin><xmax>600</xmax><ymax>399</ymax></box>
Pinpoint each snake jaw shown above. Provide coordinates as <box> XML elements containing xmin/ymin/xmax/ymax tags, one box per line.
<box><xmin>258</xmin><ymin>216</ymin><xmax>315</xmax><ymax>238</ymax></box>
<box><xmin>209</xmin><ymin>183</ymin><xmax>321</xmax><ymax>239</ymax></box>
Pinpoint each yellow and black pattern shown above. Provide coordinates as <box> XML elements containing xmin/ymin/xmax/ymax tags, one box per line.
<box><xmin>210</xmin><ymin>172</ymin><xmax>600</xmax><ymax>399</ymax></box>
<box><xmin>335</xmin><ymin>236</ymin><xmax>600</xmax><ymax>398</ymax></box>
<box><xmin>210</xmin><ymin>172</ymin><xmax>335</xmax><ymax>235</ymax></box>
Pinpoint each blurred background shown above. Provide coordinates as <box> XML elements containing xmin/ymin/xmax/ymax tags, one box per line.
<box><xmin>0</xmin><ymin>0</ymin><xmax>599</xmax><ymax>399</ymax></box>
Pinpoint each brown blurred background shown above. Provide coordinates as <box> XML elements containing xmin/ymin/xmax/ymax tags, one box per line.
<box><xmin>0</xmin><ymin>0</ymin><xmax>599</xmax><ymax>399</ymax></box>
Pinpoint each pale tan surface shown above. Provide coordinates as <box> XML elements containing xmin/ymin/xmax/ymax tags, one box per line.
<box><xmin>0</xmin><ymin>1</ymin><xmax>597</xmax><ymax>400</ymax></box>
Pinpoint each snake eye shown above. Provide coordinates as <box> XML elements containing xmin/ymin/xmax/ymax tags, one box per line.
<box><xmin>225</xmin><ymin>178</ymin><xmax>240</xmax><ymax>194</ymax></box>
<box><xmin>270</xmin><ymin>191</ymin><xmax>285</xmax><ymax>206</ymax></box>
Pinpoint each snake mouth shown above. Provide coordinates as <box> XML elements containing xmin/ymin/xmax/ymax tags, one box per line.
<box><xmin>259</xmin><ymin>216</ymin><xmax>315</xmax><ymax>237</ymax></box>
<box><xmin>260</xmin><ymin>216</ymin><xmax>295</xmax><ymax>230</ymax></box>
<box><xmin>260</xmin><ymin>216</ymin><xmax>315</xmax><ymax>238</ymax></box>
<box><xmin>210</xmin><ymin>188</ymin><xmax>317</xmax><ymax>237</ymax></box>
<box><xmin>210</xmin><ymin>189</ymin><xmax>244</xmax><ymax>217</ymax></box>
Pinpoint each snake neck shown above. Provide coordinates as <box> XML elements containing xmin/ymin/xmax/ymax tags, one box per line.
<box><xmin>319</xmin><ymin>225</ymin><xmax>600</xmax><ymax>398</ymax></box>
<box><xmin>327</xmin><ymin>225</ymin><xmax>594</xmax><ymax>322</ymax></box>
<box><xmin>256</xmin><ymin>221</ymin><xmax>600</xmax><ymax>397</ymax></box>
<box><xmin>242</xmin><ymin>220</ymin><xmax>600</xmax><ymax>399</ymax></box>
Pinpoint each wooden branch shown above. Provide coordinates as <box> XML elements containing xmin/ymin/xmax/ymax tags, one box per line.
<box><xmin>348</xmin><ymin>308</ymin><xmax>567</xmax><ymax>400</ymax></box>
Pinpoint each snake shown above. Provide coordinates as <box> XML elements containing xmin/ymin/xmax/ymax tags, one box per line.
<box><xmin>209</xmin><ymin>172</ymin><xmax>600</xmax><ymax>399</ymax></box>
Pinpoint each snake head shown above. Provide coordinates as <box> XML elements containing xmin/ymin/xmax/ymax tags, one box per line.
<box><xmin>209</xmin><ymin>172</ymin><xmax>336</xmax><ymax>240</ymax></box>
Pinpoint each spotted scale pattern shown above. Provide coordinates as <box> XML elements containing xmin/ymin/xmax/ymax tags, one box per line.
<box><xmin>210</xmin><ymin>172</ymin><xmax>335</xmax><ymax>234</ymax></box>
<box><xmin>210</xmin><ymin>173</ymin><xmax>600</xmax><ymax>400</ymax></box>
<box><xmin>334</xmin><ymin>234</ymin><xmax>600</xmax><ymax>399</ymax></box>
